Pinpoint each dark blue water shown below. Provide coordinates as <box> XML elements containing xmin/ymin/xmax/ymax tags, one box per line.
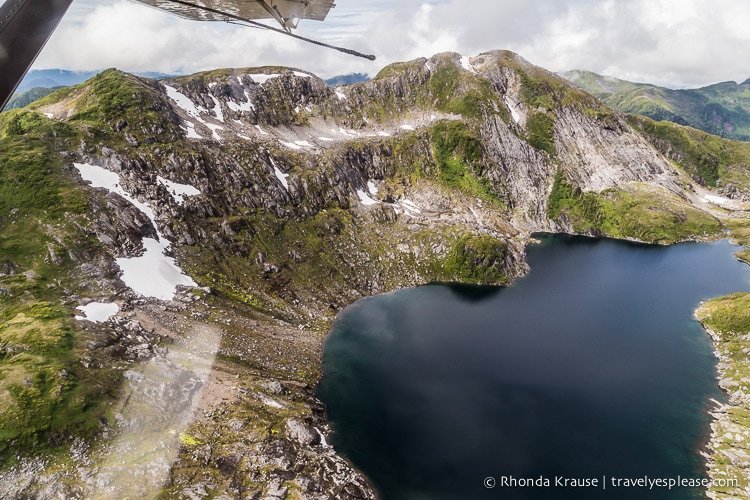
<box><xmin>317</xmin><ymin>236</ymin><xmax>750</xmax><ymax>500</ymax></box>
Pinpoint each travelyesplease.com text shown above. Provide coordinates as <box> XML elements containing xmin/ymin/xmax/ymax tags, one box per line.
<box><xmin>483</xmin><ymin>475</ymin><xmax>738</xmax><ymax>490</ymax></box>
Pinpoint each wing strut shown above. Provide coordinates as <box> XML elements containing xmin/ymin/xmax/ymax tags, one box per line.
<box><xmin>163</xmin><ymin>0</ymin><xmax>376</xmax><ymax>60</ymax></box>
<box><xmin>254</xmin><ymin>0</ymin><xmax>298</xmax><ymax>32</ymax></box>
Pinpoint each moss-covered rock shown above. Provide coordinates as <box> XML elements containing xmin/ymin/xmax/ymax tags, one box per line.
<box><xmin>443</xmin><ymin>234</ymin><xmax>511</xmax><ymax>284</ymax></box>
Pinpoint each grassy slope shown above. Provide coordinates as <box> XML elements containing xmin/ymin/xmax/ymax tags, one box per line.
<box><xmin>547</xmin><ymin>170</ymin><xmax>721</xmax><ymax>243</ymax></box>
<box><xmin>0</xmin><ymin>110</ymin><xmax>119</xmax><ymax>457</ymax></box>
<box><xmin>563</xmin><ymin>70</ymin><xmax>750</xmax><ymax>141</ymax></box>
<box><xmin>0</xmin><ymin>69</ymin><xmax>196</xmax><ymax>462</ymax></box>
<box><xmin>695</xmin><ymin>294</ymin><xmax>750</xmax><ymax>497</ymax></box>
<box><xmin>3</xmin><ymin>87</ymin><xmax>63</xmax><ymax>111</ymax></box>
<box><xmin>627</xmin><ymin>114</ymin><xmax>750</xmax><ymax>188</ymax></box>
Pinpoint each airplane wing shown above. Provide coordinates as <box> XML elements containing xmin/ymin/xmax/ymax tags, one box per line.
<box><xmin>130</xmin><ymin>0</ymin><xmax>336</xmax><ymax>31</ymax></box>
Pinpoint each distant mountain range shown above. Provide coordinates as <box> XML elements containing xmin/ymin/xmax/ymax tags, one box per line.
<box><xmin>561</xmin><ymin>70</ymin><xmax>750</xmax><ymax>141</ymax></box>
<box><xmin>15</xmin><ymin>69</ymin><xmax>177</xmax><ymax>93</ymax></box>
<box><xmin>12</xmin><ymin>68</ymin><xmax>750</xmax><ymax>142</ymax></box>
<box><xmin>4</xmin><ymin>70</ymin><xmax>370</xmax><ymax>111</ymax></box>
<box><xmin>323</xmin><ymin>73</ymin><xmax>369</xmax><ymax>86</ymax></box>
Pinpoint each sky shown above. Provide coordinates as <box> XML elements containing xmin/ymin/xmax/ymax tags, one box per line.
<box><xmin>25</xmin><ymin>0</ymin><xmax>750</xmax><ymax>88</ymax></box>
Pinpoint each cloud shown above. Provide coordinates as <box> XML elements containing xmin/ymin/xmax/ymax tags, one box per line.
<box><xmin>35</xmin><ymin>0</ymin><xmax>382</xmax><ymax>77</ymax></box>
<box><xmin>34</xmin><ymin>0</ymin><xmax>750</xmax><ymax>88</ymax></box>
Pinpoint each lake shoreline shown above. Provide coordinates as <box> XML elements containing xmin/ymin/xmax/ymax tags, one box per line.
<box><xmin>695</xmin><ymin>315</ymin><xmax>750</xmax><ymax>498</ymax></box>
<box><xmin>318</xmin><ymin>235</ymin><xmax>744</xmax><ymax>498</ymax></box>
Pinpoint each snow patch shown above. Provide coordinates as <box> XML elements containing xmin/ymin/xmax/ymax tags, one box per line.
<box><xmin>377</xmin><ymin>131</ymin><xmax>391</xmax><ymax>137</ymax></box>
<box><xmin>75</xmin><ymin>302</ymin><xmax>119</xmax><ymax>323</ymax></box>
<box><xmin>314</xmin><ymin>427</ymin><xmax>329</xmax><ymax>447</ymax></box>
<box><xmin>164</xmin><ymin>85</ymin><xmax>203</xmax><ymax>120</ymax></box>
<box><xmin>280</xmin><ymin>141</ymin><xmax>301</xmax><ymax>150</ymax></box>
<box><xmin>164</xmin><ymin>85</ymin><xmax>224</xmax><ymax>140</ymax></box>
<box><xmin>401</xmin><ymin>198</ymin><xmax>422</xmax><ymax>213</ymax></box>
<box><xmin>247</xmin><ymin>73</ymin><xmax>281</xmax><ymax>84</ymax></box>
<box><xmin>505</xmin><ymin>97</ymin><xmax>522</xmax><ymax>124</ymax></box>
<box><xmin>115</xmin><ymin>238</ymin><xmax>197</xmax><ymax>301</ymax></box>
<box><xmin>357</xmin><ymin>189</ymin><xmax>380</xmax><ymax>206</ymax></box>
<box><xmin>206</xmin><ymin>123</ymin><xmax>224</xmax><ymax>141</ymax></box>
<box><xmin>74</xmin><ymin>163</ymin><xmax>196</xmax><ymax>300</ymax></box>
<box><xmin>460</xmin><ymin>55</ymin><xmax>476</xmax><ymax>73</ymax></box>
<box><xmin>400</xmin><ymin>124</ymin><xmax>415</xmax><ymax>131</ymax></box>
<box><xmin>703</xmin><ymin>194</ymin><xmax>731</xmax><ymax>205</ymax></box>
<box><xmin>367</xmin><ymin>180</ymin><xmax>378</xmax><ymax>195</ymax></box>
<box><xmin>227</xmin><ymin>94</ymin><xmax>254</xmax><ymax>113</ymax></box>
<box><xmin>294</xmin><ymin>140</ymin><xmax>313</xmax><ymax>148</ymax></box>
<box><xmin>247</xmin><ymin>72</ymin><xmax>308</xmax><ymax>84</ymax></box>
<box><xmin>469</xmin><ymin>206</ymin><xmax>481</xmax><ymax>224</ymax></box>
<box><xmin>273</xmin><ymin>166</ymin><xmax>290</xmax><ymax>190</ymax></box>
<box><xmin>335</xmin><ymin>89</ymin><xmax>347</xmax><ymax>101</ymax></box>
<box><xmin>157</xmin><ymin>176</ymin><xmax>201</xmax><ymax>205</ymax></box>
<box><xmin>255</xmin><ymin>125</ymin><xmax>269</xmax><ymax>135</ymax></box>
<box><xmin>74</xmin><ymin>163</ymin><xmax>155</xmax><ymax>221</ymax></box>
<box><xmin>44</xmin><ymin>112</ymin><xmax>54</xmax><ymax>119</ymax></box>
<box><xmin>183</xmin><ymin>122</ymin><xmax>201</xmax><ymax>139</ymax></box>
<box><xmin>318</xmin><ymin>137</ymin><xmax>334</xmax><ymax>142</ymax></box>
<box><xmin>208</xmin><ymin>95</ymin><xmax>224</xmax><ymax>122</ymax></box>
<box><xmin>339</xmin><ymin>128</ymin><xmax>360</xmax><ymax>137</ymax></box>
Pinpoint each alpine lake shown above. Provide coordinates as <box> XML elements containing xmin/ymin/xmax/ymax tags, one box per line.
<box><xmin>317</xmin><ymin>235</ymin><xmax>750</xmax><ymax>500</ymax></box>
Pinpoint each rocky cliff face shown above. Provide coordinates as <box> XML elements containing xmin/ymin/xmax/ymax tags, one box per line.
<box><xmin>0</xmin><ymin>49</ymin><xmax>736</xmax><ymax>498</ymax></box>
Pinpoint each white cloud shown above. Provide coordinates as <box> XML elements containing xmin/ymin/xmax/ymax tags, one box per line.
<box><xmin>33</xmin><ymin>0</ymin><xmax>750</xmax><ymax>88</ymax></box>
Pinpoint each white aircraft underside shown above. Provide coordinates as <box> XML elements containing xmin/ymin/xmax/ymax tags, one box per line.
<box><xmin>130</xmin><ymin>0</ymin><xmax>336</xmax><ymax>31</ymax></box>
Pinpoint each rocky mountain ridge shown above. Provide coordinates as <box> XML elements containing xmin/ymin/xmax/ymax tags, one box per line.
<box><xmin>0</xmin><ymin>49</ymin><xmax>748</xmax><ymax>498</ymax></box>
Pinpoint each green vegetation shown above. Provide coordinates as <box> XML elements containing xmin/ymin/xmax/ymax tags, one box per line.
<box><xmin>373</xmin><ymin>60</ymin><xmax>426</xmax><ymax>81</ymax></box>
<box><xmin>726</xmin><ymin>219</ymin><xmax>750</xmax><ymax>263</ymax></box>
<box><xmin>369</xmin><ymin>54</ymin><xmax>502</xmax><ymax>122</ymax></box>
<box><xmin>547</xmin><ymin>171</ymin><xmax>722</xmax><ymax>243</ymax></box>
<box><xmin>698</xmin><ymin>293</ymin><xmax>750</xmax><ymax>334</ymax></box>
<box><xmin>429</xmin><ymin>120</ymin><xmax>496</xmax><ymax>199</ymax></box>
<box><xmin>628</xmin><ymin>115</ymin><xmax>750</xmax><ymax>187</ymax></box>
<box><xmin>564</xmin><ymin>70</ymin><xmax>750</xmax><ymax>141</ymax></box>
<box><xmin>695</xmin><ymin>295</ymin><xmax>750</xmax><ymax>496</ymax></box>
<box><xmin>0</xmin><ymin>302</ymin><xmax>107</xmax><ymax>454</ymax></box>
<box><xmin>426</xmin><ymin>60</ymin><xmax>495</xmax><ymax>119</ymax></box>
<box><xmin>518</xmin><ymin>69</ymin><xmax>560</xmax><ymax>111</ymax></box>
<box><xmin>3</xmin><ymin>86</ymin><xmax>63</xmax><ymax>111</ymax></box>
<box><xmin>30</xmin><ymin>69</ymin><xmax>180</xmax><ymax>149</ymax></box>
<box><xmin>443</xmin><ymin>234</ymin><xmax>510</xmax><ymax>284</ymax></box>
<box><xmin>0</xmin><ymin>107</ymin><xmax>120</xmax><ymax>462</ymax></box>
<box><xmin>516</xmin><ymin>67</ymin><xmax>608</xmax><ymax>116</ymax></box>
<box><xmin>559</xmin><ymin>70</ymin><xmax>642</xmax><ymax>100</ymax></box>
<box><xmin>525</xmin><ymin>112</ymin><xmax>556</xmax><ymax>156</ymax></box>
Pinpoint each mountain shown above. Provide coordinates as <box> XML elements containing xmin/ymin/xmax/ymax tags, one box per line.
<box><xmin>561</xmin><ymin>69</ymin><xmax>750</xmax><ymax>141</ymax></box>
<box><xmin>17</xmin><ymin>69</ymin><xmax>180</xmax><ymax>93</ymax></box>
<box><xmin>15</xmin><ymin>69</ymin><xmax>101</xmax><ymax>92</ymax></box>
<box><xmin>8</xmin><ymin>70</ymin><xmax>181</xmax><ymax>111</ymax></box>
<box><xmin>323</xmin><ymin>72</ymin><xmax>370</xmax><ymax>86</ymax></box>
<box><xmin>0</xmin><ymin>51</ymin><xmax>748</xmax><ymax>498</ymax></box>
<box><xmin>3</xmin><ymin>86</ymin><xmax>64</xmax><ymax>110</ymax></box>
